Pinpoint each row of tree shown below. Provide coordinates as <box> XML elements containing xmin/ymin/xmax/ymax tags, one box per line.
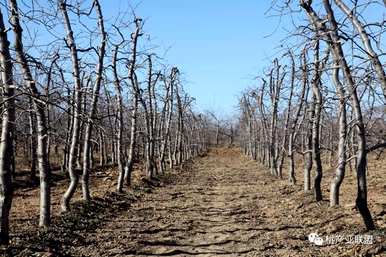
<box><xmin>239</xmin><ymin>0</ymin><xmax>385</xmax><ymax>230</ymax></box>
<box><xmin>0</xmin><ymin>0</ymin><xmax>212</xmax><ymax>244</ymax></box>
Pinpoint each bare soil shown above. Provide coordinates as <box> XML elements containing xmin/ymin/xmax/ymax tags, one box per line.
<box><xmin>1</xmin><ymin>148</ymin><xmax>385</xmax><ymax>256</ymax></box>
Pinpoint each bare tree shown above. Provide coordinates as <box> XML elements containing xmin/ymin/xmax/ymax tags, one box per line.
<box><xmin>310</xmin><ymin>38</ymin><xmax>323</xmax><ymax>201</ymax></box>
<box><xmin>60</xmin><ymin>0</ymin><xmax>83</xmax><ymax>212</ymax></box>
<box><xmin>0</xmin><ymin>7</ymin><xmax>16</xmax><ymax>244</ymax></box>
<box><xmin>300</xmin><ymin>0</ymin><xmax>375</xmax><ymax>230</ymax></box>
<box><xmin>81</xmin><ymin>0</ymin><xmax>107</xmax><ymax>202</ymax></box>
<box><xmin>329</xmin><ymin>59</ymin><xmax>347</xmax><ymax>206</ymax></box>
<box><xmin>158</xmin><ymin>68</ymin><xmax>177</xmax><ymax>174</ymax></box>
<box><xmin>288</xmin><ymin>49</ymin><xmax>307</xmax><ymax>184</ymax></box>
<box><xmin>9</xmin><ymin>0</ymin><xmax>51</xmax><ymax>226</ymax></box>
<box><xmin>118</xmin><ymin>17</ymin><xmax>142</xmax><ymax>191</ymax></box>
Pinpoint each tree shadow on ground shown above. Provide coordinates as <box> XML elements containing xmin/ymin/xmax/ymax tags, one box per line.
<box><xmin>0</xmin><ymin>172</ymin><xmax>175</xmax><ymax>257</ymax></box>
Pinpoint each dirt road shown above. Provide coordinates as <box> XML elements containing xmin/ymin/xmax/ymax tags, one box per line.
<box><xmin>8</xmin><ymin>148</ymin><xmax>384</xmax><ymax>257</ymax></box>
<box><xmin>68</xmin><ymin>148</ymin><xmax>384</xmax><ymax>257</ymax></box>
<box><xmin>92</xmin><ymin>148</ymin><xmax>278</xmax><ymax>256</ymax></box>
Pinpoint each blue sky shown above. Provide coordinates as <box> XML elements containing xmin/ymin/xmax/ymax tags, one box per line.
<box><xmin>101</xmin><ymin>0</ymin><xmax>292</xmax><ymax>116</ymax></box>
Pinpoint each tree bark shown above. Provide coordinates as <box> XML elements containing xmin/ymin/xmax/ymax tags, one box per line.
<box><xmin>28</xmin><ymin>103</ymin><xmax>37</xmax><ymax>184</ymax></box>
<box><xmin>9</xmin><ymin>0</ymin><xmax>51</xmax><ymax>226</ymax></box>
<box><xmin>288</xmin><ymin>50</ymin><xmax>307</xmax><ymax>184</ymax></box>
<box><xmin>330</xmin><ymin>61</ymin><xmax>347</xmax><ymax>207</ymax></box>
<box><xmin>112</xmin><ymin>44</ymin><xmax>125</xmax><ymax>192</ymax></box>
<box><xmin>0</xmin><ymin>8</ymin><xmax>15</xmax><ymax>244</ymax></box>
<box><xmin>304</xmin><ymin>103</ymin><xmax>313</xmax><ymax>193</ymax></box>
<box><xmin>159</xmin><ymin>68</ymin><xmax>176</xmax><ymax>174</ymax></box>
<box><xmin>311</xmin><ymin>39</ymin><xmax>323</xmax><ymax>202</ymax></box>
<box><xmin>60</xmin><ymin>0</ymin><xmax>83</xmax><ymax>212</ymax></box>
<box><xmin>81</xmin><ymin>0</ymin><xmax>106</xmax><ymax>202</ymax></box>
<box><xmin>119</xmin><ymin>18</ymin><xmax>142</xmax><ymax>190</ymax></box>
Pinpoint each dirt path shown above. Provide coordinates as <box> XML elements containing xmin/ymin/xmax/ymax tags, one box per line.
<box><xmin>66</xmin><ymin>148</ymin><xmax>384</xmax><ymax>257</ymax></box>
<box><xmin>79</xmin><ymin>148</ymin><xmax>269</xmax><ymax>256</ymax></box>
<box><xmin>5</xmin><ymin>147</ymin><xmax>380</xmax><ymax>257</ymax></box>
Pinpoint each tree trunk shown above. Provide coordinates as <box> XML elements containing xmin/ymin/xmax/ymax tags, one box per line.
<box><xmin>9</xmin><ymin>0</ymin><xmax>51</xmax><ymax>226</ymax></box>
<box><xmin>0</xmin><ymin>8</ymin><xmax>15</xmax><ymax>244</ymax></box>
<box><xmin>119</xmin><ymin>95</ymin><xmax>138</xmax><ymax>190</ymax></box>
<box><xmin>99</xmin><ymin>130</ymin><xmax>106</xmax><ymax>166</ymax></box>
<box><xmin>311</xmin><ymin>39</ymin><xmax>323</xmax><ymax>202</ymax></box>
<box><xmin>288</xmin><ymin>50</ymin><xmax>307</xmax><ymax>184</ymax></box>
<box><xmin>60</xmin><ymin>0</ymin><xmax>82</xmax><ymax>212</ymax></box>
<box><xmin>119</xmin><ymin>18</ymin><xmax>142</xmax><ymax>190</ymax></box>
<box><xmin>159</xmin><ymin>68</ymin><xmax>176</xmax><ymax>174</ymax></box>
<box><xmin>112</xmin><ymin>44</ymin><xmax>125</xmax><ymax>191</ymax></box>
<box><xmin>81</xmin><ymin>0</ymin><xmax>106</xmax><ymax>202</ymax></box>
<box><xmin>304</xmin><ymin>103</ymin><xmax>314</xmax><ymax>193</ymax></box>
<box><xmin>330</xmin><ymin>61</ymin><xmax>347</xmax><ymax>207</ymax></box>
<box><xmin>28</xmin><ymin>105</ymin><xmax>37</xmax><ymax>184</ymax></box>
